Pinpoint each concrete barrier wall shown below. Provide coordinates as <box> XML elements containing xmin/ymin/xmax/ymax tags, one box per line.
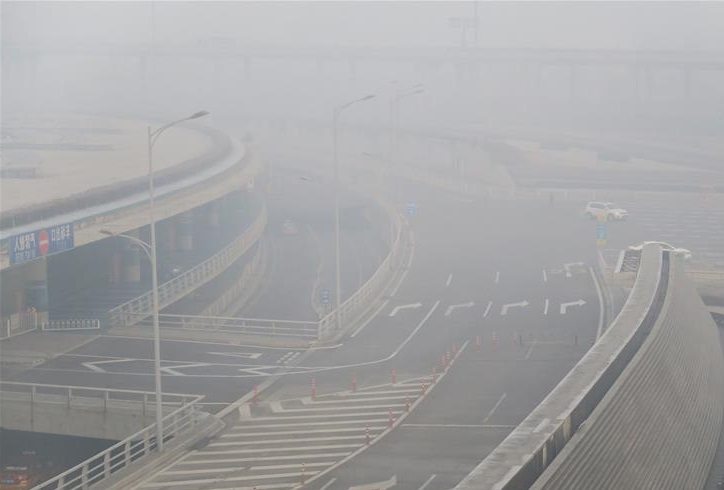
<box><xmin>530</xmin><ymin>254</ymin><xmax>724</xmax><ymax>490</ymax></box>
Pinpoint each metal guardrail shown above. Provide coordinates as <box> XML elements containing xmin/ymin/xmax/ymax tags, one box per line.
<box><xmin>198</xmin><ymin>242</ymin><xmax>263</xmax><ymax>318</ymax></box>
<box><xmin>4</xmin><ymin>382</ymin><xmax>205</xmax><ymax>490</ymax></box>
<box><xmin>41</xmin><ymin>319</ymin><xmax>101</xmax><ymax>332</ymax></box>
<box><xmin>318</xmin><ymin>204</ymin><xmax>406</xmax><ymax>339</ymax></box>
<box><xmin>108</xmin><ymin>206</ymin><xmax>267</xmax><ymax>327</ymax></box>
<box><xmin>136</xmin><ymin>313</ymin><xmax>320</xmax><ymax>339</ymax></box>
<box><xmin>1</xmin><ymin>310</ymin><xmax>40</xmax><ymax>340</ymax></box>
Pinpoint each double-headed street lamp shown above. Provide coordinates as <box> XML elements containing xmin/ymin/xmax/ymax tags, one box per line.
<box><xmin>389</xmin><ymin>84</ymin><xmax>425</xmax><ymax>160</ymax></box>
<box><xmin>100</xmin><ymin>109</ymin><xmax>209</xmax><ymax>452</ymax></box>
<box><xmin>333</xmin><ymin>95</ymin><xmax>375</xmax><ymax>331</ymax></box>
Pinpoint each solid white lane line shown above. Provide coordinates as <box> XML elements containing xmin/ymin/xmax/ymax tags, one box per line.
<box><xmin>589</xmin><ymin>266</ymin><xmax>606</xmax><ymax>340</ymax></box>
<box><xmin>495</xmin><ymin>271</ymin><xmax>500</xmax><ymax>284</ymax></box>
<box><xmin>446</xmin><ymin>273</ymin><xmax>453</xmax><ymax>287</ymax></box>
<box><xmin>143</xmin><ymin>472</ymin><xmax>320</xmax><ymax>488</ymax></box>
<box><xmin>221</xmin><ymin>427</ymin><xmax>386</xmax><ymax>438</ymax></box>
<box><xmin>482</xmin><ymin>393</ymin><xmax>507</xmax><ymax>424</ymax></box>
<box><xmin>319</xmin><ymin>478</ymin><xmax>337</xmax><ymax>490</ymax></box>
<box><xmin>209</xmin><ymin>435</ymin><xmax>367</xmax><ymax>447</ymax></box>
<box><xmin>179</xmin><ymin>453</ymin><xmax>349</xmax><ymax>465</ymax></box>
<box><xmin>483</xmin><ymin>301</ymin><xmax>493</xmax><ymax>318</ymax></box>
<box><xmin>201</xmin><ymin>444</ymin><xmax>361</xmax><ymax>455</ymax></box>
<box><xmin>542</xmin><ymin>269</ymin><xmax>548</xmax><ymax>282</ymax></box>
<box><xmin>250</xmin><ymin>462</ymin><xmax>333</xmax><ymax>471</ymax></box>
<box><xmin>335</xmin><ymin>388</ymin><xmax>421</xmax><ymax>396</ymax></box>
<box><xmin>418</xmin><ymin>474</ymin><xmax>437</xmax><ymax>490</ymax></box>
<box><xmin>163</xmin><ymin>467</ymin><xmax>243</xmax><ymax>476</ymax></box>
<box><xmin>543</xmin><ymin>299</ymin><xmax>549</xmax><ymax>315</ymax></box>
<box><xmin>229</xmin><ymin>419</ymin><xmax>387</xmax><ymax>429</ymax></box>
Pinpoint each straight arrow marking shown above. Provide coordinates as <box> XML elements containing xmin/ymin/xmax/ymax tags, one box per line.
<box><xmin>560</xmin><ymin>299</ymin><xmax>587</xmax><ymax>314</ymax></box>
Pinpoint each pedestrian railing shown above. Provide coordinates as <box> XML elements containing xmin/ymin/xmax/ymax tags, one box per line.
<box><xmin>108</xmin><ymin>206</ymin><xmax>267</xmax><ymax>327</ymax></box>
<box><xmin>27</xmin><ymin>388</ymin><xmax>204</xmax><ymax>490</ymax></box>
<box><xmin>41</xmin><ymin>319</ymin><xmax>101</xmax><ymax>332</ymax></box>
<box><xmin>1</xmin><ymin>310</ymin><xmax>40</xmax><ymax>340</ymax></box>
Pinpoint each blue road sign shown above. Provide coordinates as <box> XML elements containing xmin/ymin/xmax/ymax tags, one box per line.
<box><xmin>320</xmin><ymin>288</ymin><xmax>331</xmax><ymax>305</ymax></box>
<box><xmin>9</xmin><ymin>223</ymin><xmax>74</xmax><ymax>265</ymax></box>
<box><xmin>406</xmin><ymin>202</ymin><xmax>417</xmax><ymax>217</ymax></box>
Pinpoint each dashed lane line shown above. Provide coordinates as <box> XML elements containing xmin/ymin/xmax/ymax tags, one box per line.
<box><xmin>482</xmin><ymin>393</ymin><xmax>508</xmax><ymax>424</ymax></box>
<box><xmin>418</xmin><ymin>474</ymin><xmax>437</xmax><ymax>490</ymax></box>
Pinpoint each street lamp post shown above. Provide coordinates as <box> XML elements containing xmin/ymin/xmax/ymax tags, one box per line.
<box><xmin>332</xmin><ymin>95</ymin><xmax>375</xmax><ymax>331</ymax></box>
<box><xmin>389</xmin><ymin>85</ymin><xmax>425</xmax><ymax>161</ymax></box>
<box><xmin>101</xmin><ymin>109</ymin><xmax>209</xmax><ymax>452</ymax></box>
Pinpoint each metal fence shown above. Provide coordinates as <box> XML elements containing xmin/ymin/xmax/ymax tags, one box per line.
<box><xmin>1</xmin><ymin>309</ymin><xmax>40</xmax><ymax>340</ymax></box>
<box><xmin>4</xmin><ymin>382</ymin><xmax>205</xmax><ymax>490</ymax></box>
<box><xmin>41</xmin><ymin>319</ymin><xmax>101</xmax><ymax>332</ymax></box>
<box><xmin>108</xmin><ymin>206</ymin><xmax>267</xmax><ymax>327</ymax></box>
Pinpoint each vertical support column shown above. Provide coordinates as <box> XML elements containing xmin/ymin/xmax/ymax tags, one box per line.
<box><xmin>176</xmin><ymin>212</ymin><xmax>194</xmax><ymax>252</ymax></box>
<box><xmin>24</xmin><ymin>257</ymin><xmax>48</xmax><ymax>325</ymax></box>
<box><xmin>110</xmin><ymin>250</ymin><xmax>122</xmax><ymax>285</ymax></box>
<box><xmin>122</xmin><ymin>230</ymin><xmax>142</xmax><ymax>283</ymax></box>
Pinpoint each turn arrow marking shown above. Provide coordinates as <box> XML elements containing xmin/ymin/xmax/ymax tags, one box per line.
<box><xmin>445</xmin><ymin>302</ymin><xmax>475</xmax><ymax>316</ymax></box>
<box><xmin>560</xmin><ymin>300</ymin><xmax>587</xmax><ymax>314</ymax></box>
<box><xmin>563</xmin><ymin>262</ymin><xmax>585</xmax><ymax>277</ymax></box>
<box><xmin>501</xmin><ymin>301</ymin><xmax>529</xmax><ymax>316</ymax></box>
<box><xmin>389</xmin><ymin>303</ymin><xmax>422</xmax><ymax>317</ymax></box>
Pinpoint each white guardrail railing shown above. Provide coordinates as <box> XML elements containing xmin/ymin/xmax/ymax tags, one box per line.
<box><xmin>0</xmin><ymin>382</ymin><xmax>206</xmax><ymax>490</ymax></box>
<box><xmin>129</xmin><ymin>201</ymin><xmax>407</xmax><ymax>342</ymax></box>
<box><xmin>41</xmin><ymin>319</ymin><xmax>101</xmax><ymax>332</ymax></box>
<box><xmin>108</xmin><ymin>206</ymin><xmax>267</xmax><ymax>328</ymax></box>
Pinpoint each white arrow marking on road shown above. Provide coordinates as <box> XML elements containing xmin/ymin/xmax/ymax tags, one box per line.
<box><xmin>81</xmin><ymin>358</ymin><xmax>138</xmax><ymax>373</ymax></box>
<box><xmin>160</xmin><ymin>363</ymin><xmax>212</xmax><ymax>376</ymax></box>
<box><xmin>389</xmin><ymin>303</ymin><xmax>422</xmax><ymax>317</ymax></box>
<box><xmin>494</xmin><ymin>271</ymin><xmax>500</xmax><ymax>284</ymax></box>
<box><xmin>349</xmin><ymin>475</ymin><xmax>397</xmax><ymax>490</ymax></box>
<box><xmin>445</xmin><ymin>302</ymin><xmax>475</xmax><ymax>316</ymax></box>
<box><xmin>483</xmin><ymin>301</ymin><xmax>493</xmax><ymax>318</ymax></box>
<box><xmin>544</xmin><ymin>299</ymin><xmax>549</xmax><ymax>315</ymax></box>
<box><xmin>446</xmin><ymin>273</ymin><xmax>453</xmax><ymax>287</ymax></box>
<box><xmin>542</xmin><ymin>269</ymin><xmax>548</xmax><ymax>282</ymax></box>
<box><xmin>208</xmin><ymin>351</ymin><xmax>262</xmax><ymax>360</ymax></box>
<box><xmin>501</xmin><ymin>301</ymin><xmax>529</xmax><ymax>316</ymax></box>
<box><xmin>563</xmin><ymin>262</ymin><xmax>585</xmax><ymax>278</ymax></box>
<box><xmin>560</xmin><ymin>300</ymin><xmax>587</xmax><ymax>315</ymax></box>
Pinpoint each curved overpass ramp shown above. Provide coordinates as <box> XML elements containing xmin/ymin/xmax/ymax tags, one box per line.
<box><xmin>456</xmin><ymin>244</ymin><xmax>724</xmax><ymax>490</ymax></box>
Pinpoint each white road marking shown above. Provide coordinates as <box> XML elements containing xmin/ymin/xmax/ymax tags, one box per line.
<box><xmin>446</xmin><ymin>273</ymin><xmax>453</xmax><ymax>287</ymax></box>
<box><xmin>418</xmin><ymin>474</ymin><xmax>437</xmax><ymax>490</ymax></box>
<box><xmin>402</xmin><ymin>424</ymin><xmax>516</xmax><ymax>429</ymax></box>
<box><xmin>210</xmin><ymin>435</ymin><xmax>367</xmax><ymax>447</ymax></box>
<box><xmin>160</xmin><ymin>363</ymin><xmax>211</xmax><ymax>376</ymax></box>
<box><xmin>208</xmin><ymin>351</ymin><xmax>262</xmax><ymax>360</ymax></box>
<box><xmin>483</xmin><ymin>301</ymin><xmax>493</xmax><ymax>318</ymax></box>
<box><xmin>543</xmin><ymin>299</ymin><xmax>549</xmax><ymax>315</ymax></box>
<box><xmin>349</xmin><ymin>475</ymin><xmax>397</xmax><ymax>490</ymax></box>
<box><xmin>251</xmin><ymin>462</ymin><xmax>332</xmax><ymax>471</ymax></box>
<box><xmin>542</xmin><ymin>269</ymin><xmax>548</xmax><ymax>282</ymax></box>
<box><xmin>142</xmin><ymin>472</ymin><xmax>320</xmax><ymax>488</ymax></box>
<box><xmin>202</xmin><ymin>444</ymin><xmax>362</xmax><ymax>455</ymax></box>
<box><xmin>564</xmin><ymin>261</ymin><xmax>585</xmax><ymax>277</ymax></box>
<box><xmin>242</xmin><ymin>412</ymin><xmax>400</xmax><ymax>422</ymax></box>
<box><xmin>163</xmin><ymin>466</ymin><xmax>244</xmax><ymax>476</ymax></box>
<box><xmin>524</xmin><ymin>341</ymin><xmax>537</xmax><ymax>360</ymax></box>
<box><xmin>501</xmin><ymin>301</ymin><xmax>528</xmax><ymax>316</ymax></box>
<box><xmin>221</xmin><ymin>427</ymin><xmax>385</xmax><ymax>438</ymax></box>
<box><xmin>482</xmin><ymin>393</ymin><xmax>507</xmax><ymax>424</ymax></box>
<box><xmin>590</xmin><ymin>266</ymin><xmax>606</xmax><ymax>340</ymax></box>
<box><xmin>228</xmin><ymin>419</ymin><xmax>387</xmax><ymax>430</ymax></box>
<box><xmin>494</xmin><ymin>271</ymin><xmax>500</xmax><ymax>284</ymax></box>
<box><xmin>180</xmin><ymin>453</ymin><xmax>349</xmax><ymax>465</ymax></box>
<box><xmin>388</xmin><ymin>302</ymin><xmax>422</xmax><ymax>317</ymax></box>
<box><xmin>319</xmin><ymin>478</ymin><xmax>337</xmax><ymax>490</ymax></box>
<box><xmin>81</xmin><ymin>358</ymin><xmax>137</xmax><ymax>373</ymax></box>
<box><xmin>444</xmin><ymin>301</ymin><xmax>475</xmax><ymax>316</ymax></box>
<box><xmin>269</xmin><ymin>404</ymin><xmax>405</xmax><ymax>413</ymax></box>
<box><xmin>301</xmin><ymin>395</ymin><xmax>410</xmax><ymax>405</ymax></box>
<box><xmin>560</xmin><ymin>300</ymin><xmax>587</xmax><ymax>315</ymax></box>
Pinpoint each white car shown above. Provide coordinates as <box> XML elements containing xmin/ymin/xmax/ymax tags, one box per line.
<box><xmin>583</xmin><ymin>201</ymin><xmax>628</xmax><ymax>221</ymax></box>
<box><xmin>628</xmin><ymin>241</ymin><xmax>692</xmax><ymax>261</ymax></box>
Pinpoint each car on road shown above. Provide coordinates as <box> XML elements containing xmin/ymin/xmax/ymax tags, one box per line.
<box><xmin>281</xmin><ymin>219</ymin><xmax>299</xmax><ymax>236</ymax></box>
<box><xmin>583</xmin><ymin>201</ymin><xmax>628</xmax><ymax>221</ymax></box>
<box><xmin>627</xmin><ymin>241</ymin><xmax>693</xmax><ymax>261</ymax></box>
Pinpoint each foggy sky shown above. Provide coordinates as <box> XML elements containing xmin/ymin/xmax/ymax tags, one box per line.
<box><xmin>4</xmin><ymin>1</ymin><xmax>724</xmax><ymax>51</ymax></box>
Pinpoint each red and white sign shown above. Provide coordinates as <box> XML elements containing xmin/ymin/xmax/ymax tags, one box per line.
<box><xmin>38</xmin><ymin>230</ymin><xmax>50</xmax><ymax>255</ymax></box>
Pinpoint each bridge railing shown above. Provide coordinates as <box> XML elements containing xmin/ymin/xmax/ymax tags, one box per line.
<box><xmin>1</xmin><ymin>309</ymin><xmax>40</xmax><ymax>339</ymax></box>
<box><xmin>108</xmin><ymin>205</ymin><xmax>267</xmax><ymax>327</ymax></box>
<box><xmin>318</xmin><ymin>205</ymin><xmax>406</xmax><ymax>340</ymax></box>
<box><xmin>32</xmin><ymin>393</ymin><xmax>204</xmax><ymax>490</ymax></box>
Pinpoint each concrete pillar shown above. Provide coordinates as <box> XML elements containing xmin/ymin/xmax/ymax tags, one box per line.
<box><xmin>110</xmin><ymin>251</ymin><xmax>122</xmax><ymax>285</ymax></box>
<box><xmin>121</xmin><ymin>230</ymin><xmax>142</xmax><ymax>283</ymax></box>
<box><xmin>176</xmin><ymin>212</ymin><xmax>194</xmax><ymax>252</ymax></box>
<box><xmin>24</xmin><ymin>257</ymin><xmax>48</xmax><ymax>314</ymax></box>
